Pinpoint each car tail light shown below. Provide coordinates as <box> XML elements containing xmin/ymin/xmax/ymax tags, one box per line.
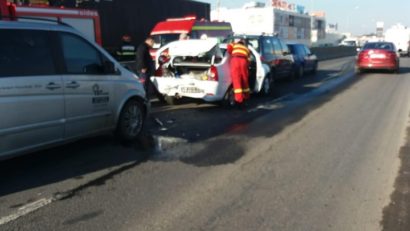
<box><xmin>274</xmin><ymin>59</ymin><xmax>281</xmax><ymax>65</ymax></box>
<box><xmin>358</xmin><ymin>50</ymin><xmax>370</xmax><ymax>59</ymax></box>
<box><xmin>138</xmin><ymin>76</ymin><xmax>146</xmax><ymax>85</ymax></box>
<box><xmin>207</xmin><ymin>65</ymin><xmax>219</xmax><ymax>81</ymax></box>
<box><xmin>160</xmin><ymin>48</ymin><xmax>169</xmax><ymax>58</ymax></box>
<box><xmin>154</xmin><ymin>65</ymin><xmax>163</xmax><ymax>77</ymax></box>
<box><xmin>386</xmin><ymin>51</ymin><xmax>396</xmax><ymax>59</ymax></box>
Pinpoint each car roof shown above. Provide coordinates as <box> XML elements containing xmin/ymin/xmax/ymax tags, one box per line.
<box><xmin>287</xmin><ymin>43</ymin><xmax>305</xmax><ymax>46</ymax></box>
<box><xmin>233</xmin><ymin>34</ymin><xmax>278</xmax><ymax>39</ymax></box>
<box><xmin>364</xmin><ymin>41</ymin><xmax>393</xmax><ymax>45</ymax></box>
<box><xmin>0</xmin><ymin>20</ymin><xmax>80</xmax><ymax>34</ymax></box>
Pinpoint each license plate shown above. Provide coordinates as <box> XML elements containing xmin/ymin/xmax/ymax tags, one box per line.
<box><xmin>180</xmin><ymin>87</ymin><xmax>204</xmax><ymax>94</ymax></box>
<box><xmin>370</xmin><ymin>54</ymin><xmax>386</xmax><ymax>59</ymax></box>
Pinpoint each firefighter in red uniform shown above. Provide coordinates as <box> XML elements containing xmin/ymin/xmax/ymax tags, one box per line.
<box><xmin>227</xmin><ymin>38</ymin><xmax>251</xmax><ymax>105</ymax></box>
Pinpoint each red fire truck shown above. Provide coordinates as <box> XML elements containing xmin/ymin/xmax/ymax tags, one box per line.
<box><xmin>149</xmin><ymin>16</ymin><xmax>233</xmax><ymax>58</ymax></box>
<box><xmin>0</xmin><ymin>0</ymin><xmax>102</xmax><ymax>45</ymax></box>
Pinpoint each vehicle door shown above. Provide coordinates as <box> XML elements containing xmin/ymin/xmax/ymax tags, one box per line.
<box><xmin>278</xmin><ymin>39</ymin><xmax>294</xmax><ymax>76</ymax></box>
<box><xmin>303</xmin><ymin>45</ymin><xmax>315</xmax><ymax>71</ymax></box>
<box><xmin>0</xmin><ymin>29</ymin><xmax>64</xmax><ymax>157</ymax></box>
<box><xmin>260</xmin><ymin>37</ymin><xmax>278</xmax><ymax>76</ymax></box>
<box><xmin>268</xmin><ymin>37</ymin><xmax>287</xmax><ymax>79</ymax></box>
<box><xmin>58</xmin><ymin>32</ymin><xmax>116</xmax><ymax>139</ymax></box>
<box><xmin>248</xmin><ymin>46</ymin><xmax>269</xmax><ymax>93</ymax></box>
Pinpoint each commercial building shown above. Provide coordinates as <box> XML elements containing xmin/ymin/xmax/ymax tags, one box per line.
<box><xmin>211</xmin><ymin>1</ymin><xmax>312</xmax><ymax>45</ymax></box>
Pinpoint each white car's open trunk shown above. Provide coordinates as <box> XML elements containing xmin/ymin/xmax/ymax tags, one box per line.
<box><xmin>151</xmin><ymin>39</ymin><xmax>228</xmax><ymax>102</ymax></box>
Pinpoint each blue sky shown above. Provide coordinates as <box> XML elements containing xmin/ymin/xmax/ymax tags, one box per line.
<box><xmin>199</xmin><ymin>0</ymin><xmax>410</xmax><ymax>35</ymax></box>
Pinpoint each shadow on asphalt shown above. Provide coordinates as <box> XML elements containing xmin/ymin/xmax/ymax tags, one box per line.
<box><xmin>359</xmin><ymin>66</ymin><xmax>410</xmax><ymax>75</ymax></box>
<box><xmin>0</xmin><ymin>66</ymin><xmax>358</xmax><ymax>196</ymax></box>
<box><xmin>0</xmin><ymin>135</ymin><xmax>153</xmax><ymax>198</ymax></box>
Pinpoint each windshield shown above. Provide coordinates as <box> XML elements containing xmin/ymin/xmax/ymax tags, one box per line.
<box><xmin>152</xmin><ymin>34</ymin><xmax>181</xmax><ymax>49</ymax></box>
<box><xmin>173</xmin><ymin>45</ymin><xmax>223</xmax><ymax>65</ymax></box>
<box><xmin>363</xmin><ymin>42</ymin><xmax>395</xmax><ymax>50</ymax></box>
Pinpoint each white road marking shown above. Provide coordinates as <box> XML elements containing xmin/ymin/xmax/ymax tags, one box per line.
<box><xmin>0</xmin><ymin>197</ymin><xmax>54</xmax><ymax>226</ymax></box>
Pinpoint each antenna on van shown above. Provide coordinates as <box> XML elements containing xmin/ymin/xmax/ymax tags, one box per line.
<box><xmin>216</xmin><ymin>0</ymin><xmax>221</xmax><ymax>20</ymax></box>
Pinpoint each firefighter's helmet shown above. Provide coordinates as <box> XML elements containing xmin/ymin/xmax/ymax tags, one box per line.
<box><xmin>122</xmin><ymin>34</ymin><xmax>132</xmax><ymax>43</ymax></box>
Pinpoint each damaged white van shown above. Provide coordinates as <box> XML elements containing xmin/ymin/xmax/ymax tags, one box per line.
<box><xmin>150</xmin><ymin>39</ymin><xmax>273</xmax><ymax>106</ymax></box>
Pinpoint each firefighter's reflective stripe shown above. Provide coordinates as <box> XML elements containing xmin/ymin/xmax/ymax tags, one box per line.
<box><xmin>234</xmin><ymin>88</ymin><xmax>243</xmax><ymax>93</ymax></box>
<box><xmin>234</xmin><ymin>88</ymin><xmax>250</xmax><ymax>93</ymax></box>
<box><xmin>121</xmin><ymin>52</ymin><xmax>136</xmax><ymax>56</ymax></box>
<box><xmin>231</xmin><ymin>44</ymin><xmax>250</xmax><ymax>58</ymax></box>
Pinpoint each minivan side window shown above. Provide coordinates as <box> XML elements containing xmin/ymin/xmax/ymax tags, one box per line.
<box><xmin>60</xmin><ymin>33</ymin><xmax>104</xmax><ymax>75</ymax></box>
<box><xmin>0</xmin><ymin>29</ymin><xmax>56</xmax><ymax>77</ymax></box>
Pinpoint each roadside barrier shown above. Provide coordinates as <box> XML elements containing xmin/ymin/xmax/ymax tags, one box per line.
<box><xmin>119</xmin><ymin>46</ymin><xmax>357</xmax><ymax>70</ymax></box>
<box><xmin>311</xmin><ymin>46</ymin><xmax>357</xmax><ymax>61</ymax></box>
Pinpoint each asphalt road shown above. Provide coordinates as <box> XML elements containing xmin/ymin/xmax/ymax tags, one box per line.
<box><xmin>2</xmin><ymin>57</ymin><xmax>410</xmax><ymax>230</ymax></box>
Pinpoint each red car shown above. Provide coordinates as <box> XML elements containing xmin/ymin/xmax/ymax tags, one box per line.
<box><xmin>356</xmin><ymin>42</ymin><xmax>400</xmax><ymax>73</ymax></box>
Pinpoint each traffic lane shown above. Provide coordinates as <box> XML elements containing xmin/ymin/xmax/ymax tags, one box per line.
<box><xmin>4</xmin><ymin>59</ymin><xmax>410</xmax><ymax>231</ymax></box>
<box><xmin>0</xmin><ymin>56</ymin><xmax>354</xmax><ymax>223</ymax></box>
<box><xmin>186</xmin><ymin>72</ymin><xmax>408</xmax><ymax>231</ymax></box>
<box><xmin>0</xmin><ymin>136</ymin><xmax>152</xmax><ymax>219</ymax></box>
<box><xmin>147</xmin><ymin>56</ymin><xmax>355</xmax><ymax>143</ymax></box>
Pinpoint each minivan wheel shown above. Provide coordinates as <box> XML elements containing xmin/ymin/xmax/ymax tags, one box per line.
<box><xmin>117</xmin><ymin>99</ymin><xmax>144</xmax><ymax>142</ymax></box>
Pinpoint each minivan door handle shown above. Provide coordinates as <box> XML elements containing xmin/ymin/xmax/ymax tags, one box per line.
<box><xmin>66</xmin><ymin>81</ymin><xmax>80</xmax><ymax>89</ymax></box>
<box><xmin>46</xmin><ymin>82</ymin><xmax>62</xmax><ymax>90</ymax></box>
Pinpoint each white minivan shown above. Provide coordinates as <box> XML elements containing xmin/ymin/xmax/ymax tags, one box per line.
<box><xmin>0</xmin><ymin>21</ymin><xmax>149</xmax><ymax>160</ymax></box>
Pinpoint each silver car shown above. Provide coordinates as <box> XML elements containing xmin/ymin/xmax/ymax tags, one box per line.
<box><xmin>0</xmin><ymin>21</ymin><xmax>149</xmax><ymax>160</ymax></box>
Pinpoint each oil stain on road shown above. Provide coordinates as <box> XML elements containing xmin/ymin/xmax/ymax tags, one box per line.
<box><xmin>181</xmin><ymin>138</ymin><xmax>245</xmax><ymax>167</ymax></box>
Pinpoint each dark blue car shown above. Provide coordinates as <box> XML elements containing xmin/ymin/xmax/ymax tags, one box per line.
<box><xmin>287</xmin><ymin>43</ymin><xmax>318</xmax><ymax>78</ymax></box>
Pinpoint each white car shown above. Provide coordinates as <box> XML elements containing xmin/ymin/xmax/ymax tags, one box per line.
<box><xmin>150</xmin><ymin>39</ymin><xmax>272</xmax><ymax>106</ymax></box>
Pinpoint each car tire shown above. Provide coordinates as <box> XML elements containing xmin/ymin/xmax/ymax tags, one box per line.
<box><xmin>312</xmin><ymin>62</ymin><xmax>318</xmax><ymax>74</ymax></box>
<box><xmin>260</xmin><ymin>74</ymin><xmax>274</xmax><ymax>96</ymax></box>
<box><xmin>116</xmin><ymin>99</ymin><xmax>145</xmax><ymax>142</ymax></box>
<box><xmin>394</xmin><ymin>66</ymin><xmax>400</xmax><ymax>74</ymax></box>
<box><xmin>355</xmin><ymin>67</ymin><xmax>363</xmax><ymax>75</ymax></box>
<box><xmin>222</xmin><ymin>86</ymin><xmax>236</xmax><ymax>108</ymax></box>
<box><xmin>296</xmin><ymin>65</ymin><xmax>304</xmax><ymax>78</ymax></box>
<box><xmin>164</xmin><ymin>95</ymin><xmax>177</xmax><ymax>105</ymax></box>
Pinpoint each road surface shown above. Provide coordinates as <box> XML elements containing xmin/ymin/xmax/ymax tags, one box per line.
<box><xmin>1</xmin><ymin>57</ymin><xmax>410</xmax><ymax>230</ymax></box>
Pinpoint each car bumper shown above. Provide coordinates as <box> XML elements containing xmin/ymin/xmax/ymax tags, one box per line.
<box><xmin>357</xmin><ymin>61</ymin><xmax>398</xmax><ymax>70</ymax></box>
<box><xmin>151</xmin><ymin>76</ymin><xmax>223</xmax><ymax>102</ymax></box>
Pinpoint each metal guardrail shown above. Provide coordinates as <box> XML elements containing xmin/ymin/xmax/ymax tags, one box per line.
<box><xmin>310</xmin><ymin>46</ymin><xmax>357</xmax><ymax>61</ymax></box>
<box><xmin>119</xmin><ymin>46</ymin><xmax>358</xmax><ymax>72</ymax></box>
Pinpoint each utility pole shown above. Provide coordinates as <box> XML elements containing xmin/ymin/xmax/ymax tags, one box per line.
<box><xmin>216</xmin><ymin>0</ymin><xmax>221</xmax><ymax>20</ymax></box>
